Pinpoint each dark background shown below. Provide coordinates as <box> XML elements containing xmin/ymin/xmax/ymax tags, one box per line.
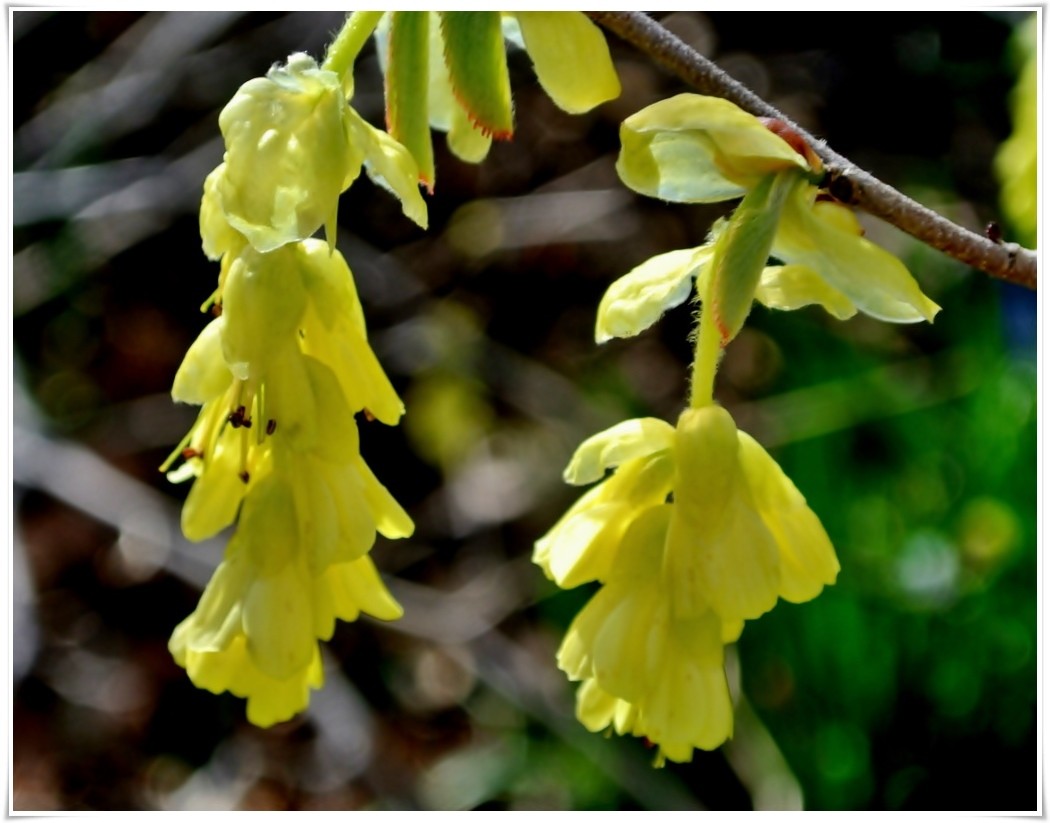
<box><xmin>11</xmin><ymin>10</ymin><xmax>1038</xmax><ymax>811</ymax></box>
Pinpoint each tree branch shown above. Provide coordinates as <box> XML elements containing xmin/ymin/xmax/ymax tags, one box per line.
<box><xmin>588</xmin><ymin>10</ymin><xmax>1037</xmax><ymax>290</ymax></box>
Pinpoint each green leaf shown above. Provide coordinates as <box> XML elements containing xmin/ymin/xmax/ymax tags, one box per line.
<box><xmin>386</xmin><ymin>12</ymin><xmax>435</xmax><ymax>189</ymax></box>
<box><xmin>440</xmin><ymin>11</ymin><xmax>513</xmax><ymax>139</ymax></box>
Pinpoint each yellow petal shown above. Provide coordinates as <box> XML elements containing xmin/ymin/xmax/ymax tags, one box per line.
<box><xmin>169</xmin><ymin>552</ymin><xmax>251</xmax><ymax>655</ymax></box>
<box><xmin>595</xmin><ymin>246</ymin><xmax>711</xmax><ymax>343</ymax></box>
<box><xmin>617</xmin><ymin>93</ymin><xmax>809</xmax><ymax>203</ymax></box>
<box><xmin>238</xmin><ymin>471</ymin><xmax>298</xmax><ymax>574</ymax></box>
<box><xmin>737</xmin><ymin>431</ymin><xmax>840</xmax><ymax>603</ymax></box>
<box><xmin>326</xmin><ymin>555</ymin><xmax>404</xmax><ymax>622</ymax></box>
<box><xmin>355</xmin><ymin>455</ymin><xmax>415</xmax><ymax>539</ymax></box>
<box><xmin>773</xmin><ymin>185</ymin><xmax>940</xmax><ymax>323</ymax></box>
<box><xmin>303</xmin><ymin>356</ymin><xmax>360</xmax><ymax>464</ymax></box>
<box><xmin>755</xmin><ymin>264</ymin><xmax>858</xmax><ymax>320</ymax></box>
<box><xmin>535</xmin><ymin>455</ymin><xmax>674</xmax><ymax>589</ymax></box>
<box><xmin>346</xmin><ymin>107</ymin><xmax>429</xmax><ymax>230</ymax></box>
<box><xmin>513</xmin><ymin>12</ymin><xmax>620</xmax><ymax>114</ymax></box>
<box><xmin>635</xmin><ymin>650</ymin><xmax>733</xmax><ymax>760</ymax></box>
<box><xmin>180</xmin><ymin>635</ymin><xmax>323</xmax><ymax>728</ymax></box>
<box><xmin>287</xmin><ymin>456</ymin><xmax>343</xmax><ymax>575</ymax></box>
<box><xmin>181</xmin><ymin>432</ymin><xmax>248</xmax><ymax>542</ymax></box>
<box><xmin>219</xmin><ymin>244</ymin><xmax>307</xmax><ymax>380</ymax></box>
<box><xmin>315</xmin><ymin>459</ymin><xmax>377</xmax><ymax>564</ymax></box>
<box><xmin>172</xmin><ymin>318</ymin><xmax>234</xmax><ymax>405</ymax></box>
<box><xmin>535</xmin><ymin>498</ymin><xmax>622</xmax><ymax>588</ymax></box>
<box><xmin>563</xmin><ymin>417</ymin><xmax>675</xmax><ymax>485</ymax></box>
<box><xmin>300</xmin><ymin>304</ymin><xmax>405</xmax><ymax>426</ymax></box>
<box><xmin>242</xmin><ymin>561</ymin><xmax>315</xmax><ymax>680</ymax></box>
<box><xmin>668</xmin><ymin>406</ymin><xmax>780</xmax><ymax>621</ymax></box>
<box><xmin>200</xmin><ymin>164</ymin><xmax>243</xmax><ymax>261</ymax></box>
<box><xmin>575</xmin><ymin>677</ymin><xmax>619</xmax><ymax>732</ymax></box>
<box><xmin>297</xmin><ymin>240</ymin><xmax>367</xmax><ymax>332</ymax></box>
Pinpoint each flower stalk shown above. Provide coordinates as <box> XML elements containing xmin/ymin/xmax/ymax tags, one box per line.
<box><xmin>322</xmin><ymin>11</ymin><xmax>385</xmax><ymax>89</ymax></box>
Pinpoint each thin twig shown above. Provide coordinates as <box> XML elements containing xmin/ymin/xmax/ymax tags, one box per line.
<box><xmin>588</xmin><ymin>10</ymin><xmax>1037</xmax><ymax>290</ymax></box>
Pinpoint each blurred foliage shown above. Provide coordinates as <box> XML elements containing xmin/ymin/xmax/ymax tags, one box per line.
<box><xmin>11</xmin><ymin>10</ymin><xmax>1038</xmax><ymax>811</ymax></box>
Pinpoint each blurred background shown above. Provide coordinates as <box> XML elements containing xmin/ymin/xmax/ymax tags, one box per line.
<box><xmin>10</xmin><ymin>10</ymin><xmax>1038</xmax><ymax>811</ymax></box>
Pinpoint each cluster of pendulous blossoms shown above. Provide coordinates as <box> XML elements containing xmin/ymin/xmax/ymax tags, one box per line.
<box><xmin>164</xmin><ymin>27</ymin><xmax>428</xmax><ymax>727</ymax></box>
<box><xmin>534</xmin><ymin>94</ymin><xmax>940</xmax><ymax>764</ymax></box>
<box><xmin>164</xmin><ymin>11</ymin><xmax>620</xmax><ymax>726</ymax></box>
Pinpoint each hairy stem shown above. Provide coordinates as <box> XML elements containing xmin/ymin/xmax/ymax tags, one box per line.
<box><xmin>322</xmin><ymin>11</ymin><xmax>385</xmax><ymax>92</ymax></box>
<box><xmin>587</xmin><ymin>11</ymin><xmax>1037</xmax><ymax>290</ymax></box>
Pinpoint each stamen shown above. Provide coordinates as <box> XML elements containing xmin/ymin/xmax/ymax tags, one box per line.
<box><xmin>229</xmin><ymin>405</ymin><xmax>247</xmax><ymax>428</ymax></box>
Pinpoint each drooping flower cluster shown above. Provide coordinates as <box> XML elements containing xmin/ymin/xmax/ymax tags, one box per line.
<box><xmin>536</xmin><ymin>94</ymin><xmax>940</xmax><ymax>764</ymax></box>
<box><xmin>166</xmin><ymin>46</ymin><xmax>427</xmax><ymax>727</ymax></box>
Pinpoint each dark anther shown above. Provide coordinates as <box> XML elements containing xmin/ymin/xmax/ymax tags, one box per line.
<box><xmin>181</xmin><ymin>447</ymin><xmax>201</xmax><ymax>460</ymax></box>
<box><xmin>985</xmin><ymin>221</ymin><xmax>1003</xmax><ymax>244</ymax></box>
<box><xmin>266</xmin><ymin>419</ymin><xmax>277</xmax><ymax>435</ymax></box>
<box><xmin>363</xmin><ymin>408</ymin><xmax>376</xmax><ymax>422</ymax></box>
<box><xmin>228</xmin><ymin>405</ymin><xmax>247</xmax><ymax>428</ymax></box>
<box><xmin>239</xmin><ymin>470</ymin><xmax>250</xmax><ymax>484</ymax></box>
<box><xmin>211</xmin><ymin>303</ymin><xmax>223</xmax><ymax>317</ymax></box>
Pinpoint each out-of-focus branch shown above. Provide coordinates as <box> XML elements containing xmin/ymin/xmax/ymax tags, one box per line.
<box><xmin>587</xmin><ymin>10</ymin><xmax>1037</xmax><ymax>290</ymax></box>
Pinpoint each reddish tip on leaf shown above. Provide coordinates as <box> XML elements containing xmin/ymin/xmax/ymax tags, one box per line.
<box><xmin>448</xmin><ymin>83</ymin><xmax>514</xmax><ymax>141</ymax></box>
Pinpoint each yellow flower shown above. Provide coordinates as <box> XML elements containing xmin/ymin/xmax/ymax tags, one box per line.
<box><xmin>538</xmin><ymin>405</ymin><xmax>835</xmax><ymax>760</ymax></box>
<box><xmin>217</xmin><ymin>53</ymin><xmax>356</xmax><ymax>252</ymax></box>
<box><xmin>169</xmin><ymin>439</ymin><xmax>407</xmax><ymax>726</ymax></box>
<box><xmin>558</xmin><ymin>505</ymin><xmax>736</xmax><ymax>764</ymax></box>
<box><xmin>215</xmin><ymin>52</ymin><xmax>426</xmax><ymax>254</ymax></box>
<box><xmin>607</xmin><ymin>93</ymin><xmax>939</xmax><ymax>341</ymax></box>
<box><xmin>665</xmin><ymin>404</ymin><xmax>840</xmax><ymax>623</ymax></box>
<box><xmin>170</xmin><ymin>547</ymin><xmax>402</xmax><ymax>728</ymax></box>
